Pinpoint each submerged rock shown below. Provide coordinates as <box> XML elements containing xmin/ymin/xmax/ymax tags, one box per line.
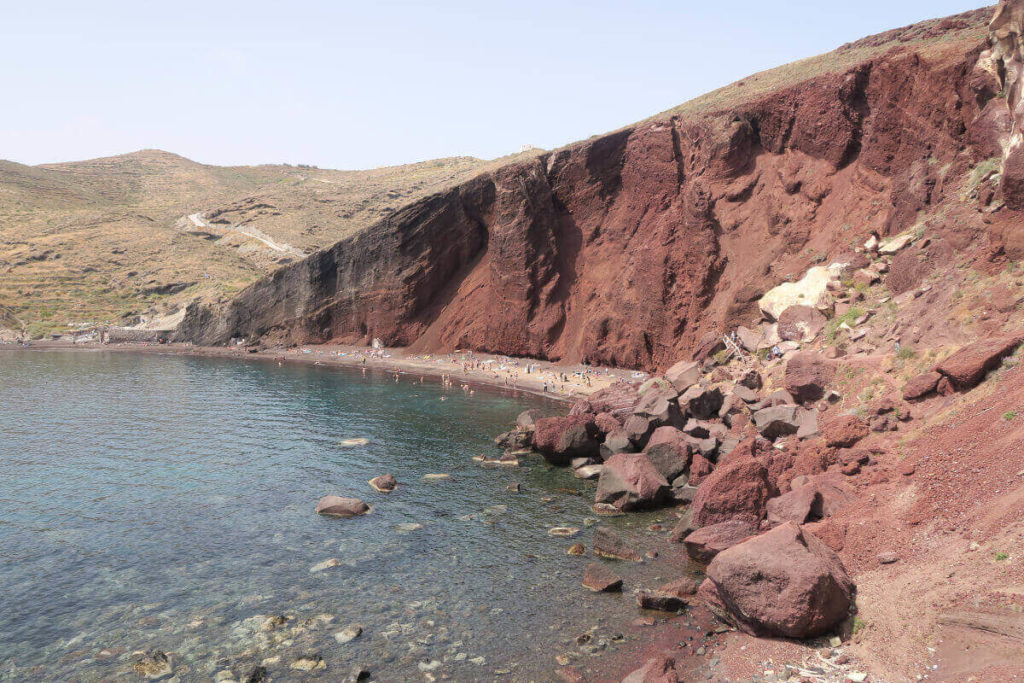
<box><xmin>315</xmin><ymin>496</ymin><xmax>370</xmax><ymax>517</ymax></box>
<box><xmin>636</xmin><ymin>590</ymin><xmax>687</xmax><ymax>612</ymax></box>
<box><xmin>310</xmin><ymin>558</ymin><xmax>341</xmax><ymax>573</ymax></box>
<box><xmin>334</xmin><ymin>625</ymin><xmax>363</xmax><ymax>644</ymax></box>
<box><xmin>592</xmin><ymin>526</ymin><xmax>643</xmax><ymax>562</ymax></box>
<box><xmin>369</xmin><ymin>473</ymin><xmax>398</xmax><ymax>492</ymax></box>
<box><xmin>582</xmin><ymin>562</ymin><xmax>623</xmax><ymax>592</ymax></box>
<box><xmin>290</xmin><ymin>654</ymin><xmax>326</xmax><ymax>671</ymax></box>
<box><xmin>133</xmin><ymin>650</ymin><xmax>172</xmax><ymax>679</ymax></box>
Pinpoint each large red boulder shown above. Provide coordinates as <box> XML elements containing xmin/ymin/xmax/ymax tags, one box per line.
<box><xmin>533</xmin><ymin>414</ymin><xmax>600</xmax><ymax>466</ymax></box>
<box><xmin>765</xmin><ymin>485</ymin><xmax>822</xmax><ymax>526</ymax></box>
<box><xmin>595</xmin><ymin>453</ymin><xmax>671</xmax><ymax>511</ymax></box>
<box><xmin>701</xmin><ymin>522</ymin><xmax>855</xmax><ymax>638</ymax></box>
<box><xmin>784</xmin><ymin>352</ymin><xmax>835</xmax><ymax>403</ymax></box>
<box><xmin>902</xmin><ymin>371</ymin><xmax>942</xmax><ymax>400</ymax></box>
<box><xmin>682</xmin><ymin>519</ymin><xmax>755</xmax><ymax>564</ymax></box>
<box><xmin>822</xmin><ymin>414</ymin><xmax>869</xmax><ymax>448</ymax></box>
<box><xmin>691</xmin><ymin>457</ymin><xmax>771</xmax><ymax>527</ymax></box>
<box><xmin>644</xmin><ymin>426</ymin><xmax>692</xmax><ymax>481</ymax></box>
<box><xmin>936</xmin><ymin>334</ymin><xmax>1024</xmax><ymax>390</ymax></box>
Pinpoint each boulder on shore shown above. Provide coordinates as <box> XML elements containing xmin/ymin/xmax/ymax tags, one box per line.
<box><xmin>594</xmin><ymin>453</ymin><xmax>671</xmax><ymax>511</ymax></box>
<box><xmin>683</xmin><ymin>519</ymin><xmax>755</xmax><ymax>564</ymax></box>
<box><xmin>533</xmin><ymin>414</ymin><xmax>601</xmax><ymax>466</ymax></box>
<box><xmin>765</xmin><ymin>485</ymin><xmax>822</xmax><ymax>526</ymax></box>
<box><xmin>700</xmin><ymin>522</ymin><xmax>855</xmax><ymax>638</ymax></box>
<box><xmin>643</xmin><ymin>427</ymin><xmax>692</xmax><ymax>482</ymax></box>
<box><xmin>315</xmin><ymin>496</ymin><xmax>370</xmax><ymax>517</ymax></box>
<box><xmin>936</xmin><ymin>334</ymin><xmax>1024</xmax><ymax>390</ymax></box>
<box><xmin>752</xmin><ymin>404</ymin><xmax>801</xmax><ymax>440</ymax></box>
<box><xmin>691</xmin><ymin>457</ymin><xmax>771</xmax><ymax>528</ymax></box>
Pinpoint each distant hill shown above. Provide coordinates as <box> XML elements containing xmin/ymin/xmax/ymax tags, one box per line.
<box><xmin>0</xmin><ymin>149</ymin><xmax>536</xmax><ymax>337</ymax></box>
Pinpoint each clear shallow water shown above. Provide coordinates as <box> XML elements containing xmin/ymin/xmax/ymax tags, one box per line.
<box><xmin>0</xmin><ymin>351</ymin><xmax>674</xmax><ymax>682</ymax></box>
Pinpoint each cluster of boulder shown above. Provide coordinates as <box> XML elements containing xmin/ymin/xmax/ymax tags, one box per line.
<box><xmin>495</xmin><ymin>350</ymin><xmax>863</xmax><ymax>640</ymax></box>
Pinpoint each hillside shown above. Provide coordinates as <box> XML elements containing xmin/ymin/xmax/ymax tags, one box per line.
<box><xmin>0</xmin><ymin>149</ymin><xmax>534</xmax><ymax>338</ymax></box>
<box><xmin>178</xmin><ymin>6</ymin><xmax>1000</xmax><ymax>371</ymax></box>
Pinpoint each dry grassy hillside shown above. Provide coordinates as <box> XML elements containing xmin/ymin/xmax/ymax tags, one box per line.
<box><xmin>0</xmin><ymin>149</ymin><xmax>533</xmax><ymax>338</ymax></box>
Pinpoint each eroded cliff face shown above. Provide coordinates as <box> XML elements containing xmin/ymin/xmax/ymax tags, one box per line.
<box><xmin>178</xmin><ymin>11</ymin><xmax>1001</xmax><ymax>370</ymax></box>
<box><xmin>978</xmin><ymin>0</ymin><xmax>1024</xmax><ymax>207</ymax></box>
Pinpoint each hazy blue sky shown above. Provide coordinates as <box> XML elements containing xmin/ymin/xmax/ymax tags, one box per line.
<box><xmin>1</xmin><ymin>0</ymin><xmax>984</xmax><ymax>169</ymax></box>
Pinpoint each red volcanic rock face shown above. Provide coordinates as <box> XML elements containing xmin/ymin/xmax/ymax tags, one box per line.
<box><xmin>178</xmin><ymin>26</ymin><xmax>998</xmax><ymax>370</ymax></box>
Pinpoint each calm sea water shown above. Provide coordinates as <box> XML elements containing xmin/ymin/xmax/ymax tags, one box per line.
<box><xmin>0</xmin><ymin>351</ymin><xmax>675</xmax><ymax>682</ymax></box>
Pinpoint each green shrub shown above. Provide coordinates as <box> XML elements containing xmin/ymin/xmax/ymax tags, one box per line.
<box><xmin>897</xmin><ymin>346</ymin><xmax>917</xmax><ymax>360</ymax></box>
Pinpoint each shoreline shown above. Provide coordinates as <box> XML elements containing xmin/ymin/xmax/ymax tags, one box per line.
<box><xmin>0</xmin><ymin>340</ymin><xmax>644</xmax><ymax>404</ymax></box>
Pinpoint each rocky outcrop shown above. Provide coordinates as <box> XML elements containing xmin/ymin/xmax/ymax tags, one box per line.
<box><xmin>903</xmin><ymin>371</ymin><xmax>943</xmax><ymax>400</ymax></box>
<box><xmin>700</xmin><ymin>522</ymin><xmax>855</xmax><ymax>638</ymax></box>
<box><xmin>935</xmin><ymin>333</ymin><xmax>1024</xmax><ymax>390</ymax></box>
<box><xmin>177</xmin><ymin>17</ymin><xmax>997</xmax><ymax>369</ymax></box>
<box><xmin>981</xmin><ymin>0</ymin><xmax>1024</xmax><ymax>209</ymax></box>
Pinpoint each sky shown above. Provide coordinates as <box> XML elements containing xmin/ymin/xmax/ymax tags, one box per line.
<box><xmin>0</xmin><ymin>0</ymin><xmax>985</xmax><ymax>170</ymax></box>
